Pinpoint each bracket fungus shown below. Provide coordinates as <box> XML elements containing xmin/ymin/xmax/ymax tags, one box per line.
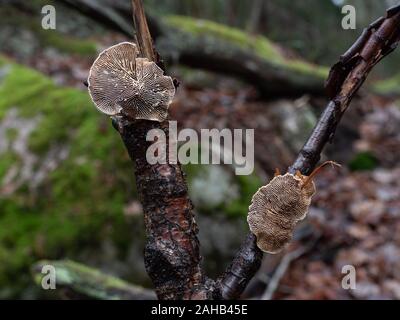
<box><xmin>247</xmin><ymin>161</ymin><xmax>340</xmax><ymax>254</ymax></box>
<box><xmin>88</xmin><ymin>42</ymin><xmax>175</xmax><ymax>122</ymax></box>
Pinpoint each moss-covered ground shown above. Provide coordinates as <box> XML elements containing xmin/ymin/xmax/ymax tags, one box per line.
<box><xmin>0</xmin><ymin>56</ymin><xmax>136</xmax><ymax>298</ymax></box>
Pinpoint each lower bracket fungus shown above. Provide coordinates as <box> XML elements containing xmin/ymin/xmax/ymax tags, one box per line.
<box><xmin>247</xmin><ymin>161</ymin><xmax>340</xmax><ymax>253</ymax></box>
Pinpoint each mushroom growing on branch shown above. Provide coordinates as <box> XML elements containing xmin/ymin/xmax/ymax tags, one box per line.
<box><xmin>247</xmin><ymin>161</ymin><xmax>340</xmax><ymax>253</ymax></box>
<box><xmin>88</xmin><ymin>42</ymin><xmax>175</xmax><ymax>122</ymax></box>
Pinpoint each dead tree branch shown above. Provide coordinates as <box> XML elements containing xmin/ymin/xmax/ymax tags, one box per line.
<box><xmin>116</xmin><ymin>120</ymin><xmax>210</xmax><ymax>300</ymax></box>
<box><xmin>32</xmin><ymin>260</ymin><xmax>156</xmax><ymax>300</ymax></box>
<box><xmin>214</xmin><ymin>233</ymin><xmax>263</xmax><ymax>299</ymax></box>
<box><xmin>215</xmin><ymin>5</ymin><xmax>400</xmax><ymax>299</ymax></box>
<box><xmin>113</xmin><ymin>1</ymin><xmax>210</xmax><ymax>300</ymax></box>
<box><xmin>290</xmin><ymin>5</ymin><xmax>400</xmax><ymax>175</ymax></box>
<box><xmin>56</xmin><ymin>0</ymin><xmax>400</xmax><ymax>300</ymax></box>
<box><xmin>131</xmin><ymin>0</ymin><xmax>156</xmax><ymax>61</ymax></box>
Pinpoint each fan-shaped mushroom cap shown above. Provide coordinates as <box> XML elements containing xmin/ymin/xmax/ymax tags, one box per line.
<box><xmin>88</xmin><ymin>42</ymin><xmax>175</xmax><ymax>122</ymax></box>
<box><xmin>247</xmin><ymin>173</ymin><xmax>316</xmax><ymax>253</ymax></box>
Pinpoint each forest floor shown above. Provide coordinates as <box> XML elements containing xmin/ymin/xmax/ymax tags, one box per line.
<box><xmin>1</xmin><ymin>8</ymin><xmax>400</xmax><ymax>299</ymax></box>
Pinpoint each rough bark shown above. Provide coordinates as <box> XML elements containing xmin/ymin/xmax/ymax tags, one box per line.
<box><xmin>110</xmin><ymin>0</ymin><xmax>210</xmax><ymax>300</ymax></box>
<box><xmin>214</xmin><ymin>233</ymin><xmax>262</xmax><ymax>300</ymax></box>
<box><xmin>114</xmin><ymin>120</ymin><xmax>211</xmax><ymax>299</ymax></box>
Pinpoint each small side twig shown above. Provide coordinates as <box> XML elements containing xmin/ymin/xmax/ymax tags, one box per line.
<box><xmin>131</xmin><ymin>0</ymin><xmax>156</xmax><ymax>61</ymax></box>
<box><xmin>261</xmin><ymin>247</ymin><xmax>306</xmax><ymax>300</ymax></box>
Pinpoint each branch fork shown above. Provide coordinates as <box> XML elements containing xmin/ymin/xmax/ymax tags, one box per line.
<box><xmin>117</xmin><ymin>1</ymin><xmax>400</xmax><ymax>300</ymax></box>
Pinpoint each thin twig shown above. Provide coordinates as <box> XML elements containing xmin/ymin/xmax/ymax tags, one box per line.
<box><xmin>131</xmin><ymin>0</ymin><xmax>155</xmax><ymax>61</ymax></box>
<box><xmin>216</xmin><ymin>5</ymin><xmax>400</xmax><ymax>300</ymax></box>
<box><xmin>261</xmin><ymin>247</ymin><xmax>306</xmax><ymax>300</ymax></box>
<box><xmin>260</xmin><ymin>233</ymin><xmax>319</xmax><ymax>300</ymax></box>
<box><xmin>291</xmin><ymin>6</ymin><xmax>400</xmax><ymax>175</ymax></box>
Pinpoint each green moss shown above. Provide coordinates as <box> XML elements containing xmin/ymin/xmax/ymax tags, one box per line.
<box><xmin>32</xmin><ymin>259</ymin><xmax>154</xmax><ymax>300</ymax></box>
<box><xmin>5</xmin><ymin>128</ymin><xmax>18</xmax><ymax>142</ymax></box>
<box><xmin>224</xmin><ymin>173</ymin><xmax>262</xmax><ymax>217</ymax></box>
<box><xmin>0</xmin><ymin>57</ymin><xmax>136</xmax><ymax>298</ymax></box>
<box><xmin>0</xmin><ymin>58</ymin><xmax>53</xmax><ymax>119</ymax></box>
<box><xmin>0</xmin><ymin>153</ymin><xmax>19</xmax><ymax>180</ymax></box>
<box><xmin>166</xmin><ymin>15</ymin><xmax>280</xmax><ymax>60</ymax></box>
<box><xmin>286</xmin><ymin>60</ymin><xmax>329</xmax><ymax>78</ymax></box>
<box><xmin>37</xmin><ymin>29</ymin><xmax>97</xmax><ymax>56</ymax></box>
<box><xmin>0</xmin><ymin>6</ymin><xmax>97</xmax><ymax>56</ymax></box>
<box><xmin>0</xmin><ymin>57</ymin><xmax>91</xmax><ymax>152</ymax></box>
<box><xmin>348</xmin><ymin>152</ymin><xmax>378</xmax><ymax>171</ymax></box>
<box><xmin>164</xmin><ymin>15</ymin><xmax>329</xmax><ymax>78</ymax></box>
<box><xmin>373</xmin><ymin>74</ymin><xmax>400</xmax><ymax>96</ymax></box>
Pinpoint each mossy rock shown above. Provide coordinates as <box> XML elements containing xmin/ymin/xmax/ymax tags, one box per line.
<box><xmin>163</xmin><ymin>15</ymin><xmax>329</xmax><ymax>79</ymax></box>
<box><xmin>0</xmin><ymin>56</ymin><xmax>259</xmax><ymax>298</ymax></box>
<box><xmin>32</xmin><ymin>260</ymin><xmax>156</xmax><ymax>300</ymax></box>
<box><xmin>0</xmin><ymin>55</ymin><xmax>145</xmax><ymax>298</ymax></box>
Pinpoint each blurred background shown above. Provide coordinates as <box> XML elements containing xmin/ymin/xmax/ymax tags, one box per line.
<box><xmin>0</xmin><ymin>0</ymin><xmax>399</xmax><ymax>299</ymax></box>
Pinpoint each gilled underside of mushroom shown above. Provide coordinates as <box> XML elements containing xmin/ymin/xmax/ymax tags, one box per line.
<box><xmin>88</xmin><ymin>42</ymin><xmax>175</xmax><ymax>122</ymax></box>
